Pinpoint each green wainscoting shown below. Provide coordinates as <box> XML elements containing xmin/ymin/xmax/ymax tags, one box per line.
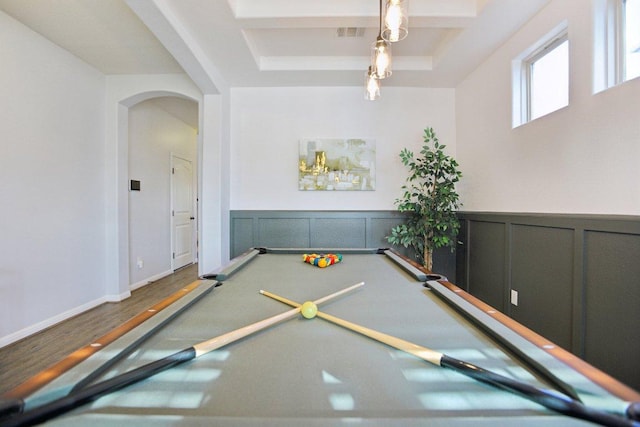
<box><xmin>456</xmin><ymin>212</ymin><xmax>640</xmax><ymax>391</ymax></box>
<box><xmin>229</xmin><ymin>210</ymin><xmax>457</xmax><ymax>281</ymax></box>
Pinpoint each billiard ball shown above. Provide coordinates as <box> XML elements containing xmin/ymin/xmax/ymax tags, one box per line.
<box><xmin>300</xmin><ymin>301</ymin><xmax>318</xmax><ymax>319</ymax></box>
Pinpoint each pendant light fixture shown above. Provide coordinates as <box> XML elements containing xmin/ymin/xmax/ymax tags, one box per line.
<box><xmin>371</xmin><ymin>0</ymin><xmax>392</xmax><ymax>79</ymax></box>
<box><xmin>365</xmin><ymin>66</ymin><xmax>381</xmax><ymax>100</ymax></box>
<box><xmin>364</xmin><ymin>0</ymin><xmax>408</xmax><ymax>100</ymax></box>
<box><xmin>382</xmin><ymin>0</ymin><xmax>409</xmax><ymax>42</ymax></box>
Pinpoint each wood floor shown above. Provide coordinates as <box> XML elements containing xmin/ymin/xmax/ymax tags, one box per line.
<box><xmin>0</xmin><ymin>264</ymin><xmax>199</xmax><ymax>397</ymax></box>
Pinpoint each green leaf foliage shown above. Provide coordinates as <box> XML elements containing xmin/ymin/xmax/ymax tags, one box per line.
<box><xmin>387</xmin><ymin>127</ymin><xmax>462</xmax><ymax>266</ymax></box>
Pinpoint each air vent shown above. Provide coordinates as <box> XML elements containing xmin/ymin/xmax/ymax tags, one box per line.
<box><xmin>337</xmin><ymin>27</ymin><xmax>365</xmax><ymax>38</ymax></box>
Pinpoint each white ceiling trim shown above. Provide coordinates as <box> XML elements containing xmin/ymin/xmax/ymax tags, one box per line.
<box><xmin>229</xmin><ymin>0</ymin><xmax>480</xmax><ymax>19</ymax></box>
<box><xmin>258</xmin><ymin>55</ymin><xmax>433</xmax><ymax>71</ymax></box>
<box><xmin>259</xmin><ymin>56</ymin><xmax>371</xmax><ymax>71</ymax></box>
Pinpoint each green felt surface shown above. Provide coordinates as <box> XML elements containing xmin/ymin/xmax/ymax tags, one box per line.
<box><xmin>25</xmin><ymin>250</ymin><xmax>626</xmax><ymax>426</ymax></box>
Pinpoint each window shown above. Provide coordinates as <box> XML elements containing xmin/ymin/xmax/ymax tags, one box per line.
<box><xmin>623</xmin><ymin>0</ymin><xmax>640</xmax><ymax>81</ymax></box>
<box><xmin>512</xmin><ymin>23</ymin><xmax>569</xmax><ymax>127</ymax></box>
<box><xmin>528</xmin><ymin>37</ymin><xmax>569</xmax><ymax>121</ymax></box>
<box><xmin>594</xmin><ymin>0</ymin><xmax>640</xmax><ymax>92</ymax></box>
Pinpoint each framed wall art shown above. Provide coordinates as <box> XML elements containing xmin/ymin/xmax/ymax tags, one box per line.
<box><xmin>298</xmin><ymin>138</ymin><xmax>375</xmax><ymax>191</ymax></box>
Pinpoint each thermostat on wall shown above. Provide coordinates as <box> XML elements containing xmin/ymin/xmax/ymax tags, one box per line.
<box><xmin>130</xmin><ymin>180</ymin><xmax>141</xmax><ymax>191</ymax></box>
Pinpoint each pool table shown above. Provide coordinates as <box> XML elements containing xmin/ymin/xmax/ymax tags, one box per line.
<box><xmin>3</xmin><ymin>248</ymin><xmax>639</xmax><ymax>426</ymax></box>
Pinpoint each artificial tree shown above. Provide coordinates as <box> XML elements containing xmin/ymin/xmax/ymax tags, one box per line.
<box><xmin>387</xmin><ymin>127</ymin><xmax>462</xmax><ymax>271</ymax></box>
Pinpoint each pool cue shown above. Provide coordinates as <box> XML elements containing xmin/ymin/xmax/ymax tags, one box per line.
<box><xmin>68</xmin><ymin>284</ymin><xmax>215</xmax><ymax>395</ymax></box>
<box><xmin>0</xmin><ymin>282</ymin><xmax>214</xmax><ymax>420</ymax></box>
<box><xmin>261</xmin><ymin>291</ymin><xmax>640</xmax><ymax>427</ymax></box>
<box><xmin>1</xmin><ymin>282</ymin><xmax>364</xmax><ymax>427</ymax></box>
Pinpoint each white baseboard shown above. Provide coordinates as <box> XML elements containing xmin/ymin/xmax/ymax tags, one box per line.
<box><xmin>129</xmin><ymin>269</ymin><xmax>173</xmax><ymax>292</ymax></box>
<box><xmin>0</xmin><ymin>269</ymin><xmax>173</xmax><ymax>348</ymax></box>
<box><xmin>104</xmin><ymin>289</ymin><xmax>132</xmax><ymax>303</ymax></box>
<box><xmin>0</xmin><ymin>295</ymin><xmax>109</xmax><ymax>348</ymax></box>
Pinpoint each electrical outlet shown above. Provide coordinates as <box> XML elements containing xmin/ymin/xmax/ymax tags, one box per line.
<box><xmin>510</xmin><ymin>289</ymin><xmax>518</xmax><ymax>306</ymax></box>
<box><xmin>136</xmin><ymin>258</ymin><xmax>144</xmax><ymax>269</ymax></box>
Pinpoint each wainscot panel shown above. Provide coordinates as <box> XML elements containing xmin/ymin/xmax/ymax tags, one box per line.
<box><xmin>457</xmin><ymin>212</ymin><xmax>640</xmax><ymax>391</ymax></box>
<box><xmin>229</xmin><ymin>210</ymin><xmax>457</xmax><ymax>282</ymax></box>
<box><xmin>467</xmin><ymin>220</ymin><xmax>506</xmax><ymax>311</ymax></box>
<box><xmin>311</xmin><ymin>218</ymin><xmax>366</xmax><ymax>248</ymax></box>
<box><xmin>511</xmin><ymin>224</ymin><xmax>574</xmax><ymax>349</ymax></box>
<box><xmin>584</xmin><ymin>230</ymin><xmax>640</xmax><ymax>390</ymax></box>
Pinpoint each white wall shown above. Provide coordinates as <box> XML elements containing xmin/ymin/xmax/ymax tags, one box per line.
<box><xmin>200</xmin><ymin>93</ymin><xmax>231</xmax><ymax>274</ymax></box>
<box><xmin>456</xmin><ymin>0</ymin><xmax>640</xmax><ymax>214</ymax></box>
<box><xmin>0</xmin><ymin>11</ymin><xmax>106</xmax><ymax>344</ymax></box>
<box><xmin>230</xmin><ymin>87</ymin><xmax>456</xmax><ymax>210</ymax></box>
<box><xmin>128</xmin><ymin>100</ymin><xmax>197</xmax><ymax>287</ymax></box>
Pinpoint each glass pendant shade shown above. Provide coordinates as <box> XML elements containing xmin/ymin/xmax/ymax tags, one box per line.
<box><xmin>382</xmin><ymin>0</ymin><xmax>409</xmax><ymax>42</ymax></box>
<box><xmin>365</xmin><ymin>67</ymin><xmax>380</xmax><ymax>100</ymax></box>
<box><xmin>371</xmin><ymin>37</ymin><xmax>392</xmax><ymax>79</ymax></box>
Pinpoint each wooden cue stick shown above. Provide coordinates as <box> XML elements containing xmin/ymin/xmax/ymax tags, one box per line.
<box><xmin>191</xmin><ymin>281</ymin><xmax>361</xmax><ymax>357</ymax></box>
<box><xmin>261</xmin><ymin>291</ymin><xmax>639</xmax><ymax>427</ymax></box>
<box><xmin>1</xmin><ymin>283</ymin><xmax>364</xmax><ymax>427</ymax></box>
<box><xmin>68</xmin><ymin>284</ymin><xmax>214</xmax><ymax>394</ymax></box>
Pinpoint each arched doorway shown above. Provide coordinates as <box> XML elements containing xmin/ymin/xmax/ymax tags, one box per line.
<box><xmin>127</xmin><ymin>96</ymin><xmax>199</xmax><ymax>289</ymax></box>
<box><xmin>113</xmin><ymin>90</ymin><xmax>200</xmax><ymax>296</ymax></box>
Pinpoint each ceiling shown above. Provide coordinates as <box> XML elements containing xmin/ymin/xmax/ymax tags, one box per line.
<box><xmin>0</xmin><ymin>0</ymin><xmax>550</xmax><ymax>93</ymax></box>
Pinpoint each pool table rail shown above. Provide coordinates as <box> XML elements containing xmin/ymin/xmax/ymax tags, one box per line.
<box><xmin>430</xmin><ymin>277</ymin><xmax>640</xmax><ymax>404</ymax></box>
<box><xmin>390</xmin><ymin>247</ymin><xmax>640</xmax><ymax>404</ymax></box>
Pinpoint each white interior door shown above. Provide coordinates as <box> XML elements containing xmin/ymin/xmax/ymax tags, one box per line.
<box><xmin>171</xmin><ymin>155</ymin><xmax>194</xmax><ymax>270</ymax></box>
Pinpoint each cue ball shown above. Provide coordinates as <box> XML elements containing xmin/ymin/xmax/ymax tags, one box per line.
<box><xmin>300</xmin><ymin>301</ymin><xmax>318</xmax><ymax>319</ymax></box>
